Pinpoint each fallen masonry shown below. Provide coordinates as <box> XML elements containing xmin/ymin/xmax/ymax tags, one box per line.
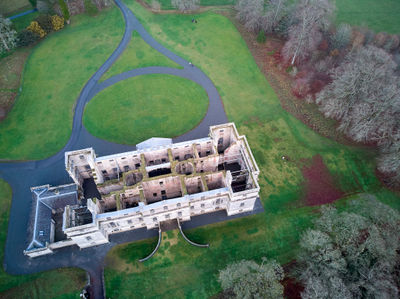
<box><xmin>24</xmin><ymin>123</ymin><xmax>260</xmax><ymax>257</ymax></box>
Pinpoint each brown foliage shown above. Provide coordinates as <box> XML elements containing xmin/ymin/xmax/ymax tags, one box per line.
<box><xmin>374</xmin><ymin>32</ymin><xmax>388</xmax><ymax>48</ymax></box>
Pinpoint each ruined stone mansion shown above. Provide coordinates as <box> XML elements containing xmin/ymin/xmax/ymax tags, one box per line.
<box><xmin>25</xmin><ymin>123</ymin><xmax>260</xmax><ymax>257</ymax></box>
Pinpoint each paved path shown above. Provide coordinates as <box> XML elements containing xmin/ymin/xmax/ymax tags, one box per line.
<box><xmin>0</xmin><ymin>1</ymin><xmax>258</xmax><ymax>298</ymax></box>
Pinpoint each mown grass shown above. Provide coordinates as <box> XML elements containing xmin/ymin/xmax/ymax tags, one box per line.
<box><xmin>0</xmin><ymin>179</ymin><xmax>86</xmax><ymax>298</ymax></box>
<box><xmin>336</xmin><ymin>0</ymin><xmax>400</xmax><ymax>34</ymax></box>
<box><xmin>101</xmin><ymin>31</ymin><xmax>180</xmax><ymax>81</ymax></box>
<box><xmin>84</xmin><ymin>74</ymin><xmax>208</xmax><ymax>144</ymax></box>
<box><xmin>103</xmin><ymin>2</ymin><xmax>400</xmax><ymax>297</ymax></box>
<box><xmin>0</xmin><ymin>6</ymin><xmax>124</xmax><ymax>160</ymax></box>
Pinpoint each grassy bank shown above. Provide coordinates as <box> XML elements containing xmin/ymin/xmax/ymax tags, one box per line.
<box><xmin>0</xmin><ymin>179</ymin><xmax>86</xmax><ymax>298</ymax></box>
<box><xmin>84</xmin><ymin>74</ymin><xmax>208</xmax><ymax>144</ymax></box>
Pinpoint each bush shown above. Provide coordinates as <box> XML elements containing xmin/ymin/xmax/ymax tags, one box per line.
<box><xmin>58</xmin><ymin>0</ymin><xmax>70</xmax><ymax>21</ymax></box>
<box><xmin>256</xmin><ymin>30</ymin><xmax>266</xmax><ymax>43</ymax></box>
<box><xmin>150</xmin><ymin>0</ymin><xmax>161</xmax><ymax>11</ymax></box>
<box><xmin>51</xmin><ymin>15</ymin><xmax>64</xmax><ymax>31</ymax></box>
<box><xmin>35</xmin><ymin>14</ymin><xmax>53</xmax><ymax>33</ymax></box>
<box><xmin>17</xmin><ymin>29</ymin><xmax>40</xmax><ymax>47</ymax></box>
<box><xmin>27</xmin><ymin>21</ymin><xmax>46</xmax><ymax>38</ymax></box>
<box><xmin>84</xmin><ymin>0</ymin><xmax>98</xmax><ymax>16</ymax></box>
<box><xmin>29</xmin><ymin>0</ymin><xmax>37</xmax><ymax>7</ymax></box>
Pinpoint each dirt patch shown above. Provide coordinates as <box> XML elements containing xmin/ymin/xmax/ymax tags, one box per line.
<box><xmin>301</xmin><ymin>155</ymin><xmax>344</xmax><ymax>206</ymax></box>
<box><xmin>282</xmin><ymin>261</ymin><xmax>304</xmax><ymax>299</ymax></box>
<box><xmin>0</xmin><ymin>48</ymin><xmax>31</xmax><ymax>121</ymax></box>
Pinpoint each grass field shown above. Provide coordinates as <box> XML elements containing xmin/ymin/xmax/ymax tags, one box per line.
<box><xmin>0</xmin><ymin>6</ymin><xmax>124</xmax><ymax>160</ymax></box>
<box><xmin>102</xmin><ymin>2</ymin><xmax>400</xmax><ymax>297</ymax></box>
<box><xmin>336</xmin><ymin>0</ymin><xmax>400</xmax><ymax>34</ymax></box>
<box><xmin>101</xmin><ymin>31</ymin><xmax>180</xmax><ymax>81</ymax></box>
<box><xmin>84</xmin><ymin>74</ymin><xmax>208</xmax><ymax>144</ymax></box>
<box><xmin>0</xmin><ymin>179</ymin><xmax>86</xmax><ymax>298</ymax></box>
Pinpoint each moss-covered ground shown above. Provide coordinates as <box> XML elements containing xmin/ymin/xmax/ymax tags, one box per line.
<box><xmin>103</xmin><ymin>2</ymin><xmax>400</xmax><ymax>298</ymax></box>
<box><xmin>0</xmin><ymin>179</ymin><xmax>86</xmax><ymax>298</ymax></box>
<box><xmin>0</xmin><ymin>6</ymin><xmax>124</xmax><ymax>160</ymax></box>
<box><xmin>84</xmin><ymin>74</ymin><xmax>209</xmax><ymax>144</ymax></box>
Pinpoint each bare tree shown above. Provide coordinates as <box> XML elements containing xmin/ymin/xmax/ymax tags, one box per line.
<box><xmin>282</xmin><ymin>0</ymin><xmax>334</xmax><ymax>65</ymax></box>
<box><xmin>262</xmin><ymin>0</ymin><xmax>291</xmax><ymax>34</ymax></box>
<box><xmin>378</xmin><ymin>136</ymin><xmax>400</xmax><ymax>188</ymax></box>
<box><xmin>0</xmin><ymin>15</ymin><xmax>17</xmax><ymax>54</ymax></box>
<box><xmin>331</xmin><ymin>23</ymin><xmax>352</xmax><ymax>49</ymax></box>
<box><xmin>316</xmin><ymin>46</ymin><xmax>400</xmax><ymax>145</ymax></box>
<box><xmin>171</xmin><ymin>0</ymin><xmax>199</xmax><ymax>12</ymax></box>
<box><xmin>219</xmin><ymin>258</ymin><xmax>284</xmax><ymax>298</ymax></box>
<box><xmin>235</xmin><ymin>0</ymin><xmax>264</xmax><ymax>32</ymax></box>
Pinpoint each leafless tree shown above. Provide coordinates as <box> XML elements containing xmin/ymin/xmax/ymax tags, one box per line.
<box><xmin>219</xmin><ymin>258</ymin><xmax>284</xmax><ymax>298</ymax></box>
<box><xmin>171</xmin><ymin>0</ymin><xmax>199</xmax><ymax>12</ymax></box>
<box><xmin>316</xmin><ymin>46</ymin><xmax>400</xmax><ymax>145</ymax></box>
<box><xmin>262</xmin><ymin>0</ymin><xmax>291</xmax><ymax>34</ymax></box>
<box><xmin>282</xmin><ymin>0</ymin><xmax>334</xmax><ymax>65</ymax></box>
<box><xmin>378</xmin><ymin>135</ymin><xmax>400</xmax><ymax>188</ymax></box>
<box><xmin>235</xmin><ymin>0</ymin><xmax>264</xmax><ymax>32</ymax></box>
<box><xmin>298</xmin><ymin>198</ymin><xmax>400</xmax><ymax>299</ymax></box>
<box><xmin>331</xmin><ymin>23</ymin><xmax>352</xmax><ymax>50</ymax></box>
<box><xmin>0</xmin><ymin>15</ymin><xmax>17</xmax><ymax>54</ymax></box>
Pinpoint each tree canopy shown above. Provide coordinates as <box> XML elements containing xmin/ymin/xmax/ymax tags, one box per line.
<box><xmin>219</xmin><ymin>258</ymin><xmax>284</xmax><ymax>298</ymax></box>
<box><xmin>297</xmin><ymin>195</ymin><xmax>400</xmax><ymax>299</ymax></box>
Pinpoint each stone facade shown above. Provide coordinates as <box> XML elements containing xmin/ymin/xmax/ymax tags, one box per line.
<box><xmin>24</xmin><ymin>123</ymin><xmax>260</xmax><ymax>257</ymax></box>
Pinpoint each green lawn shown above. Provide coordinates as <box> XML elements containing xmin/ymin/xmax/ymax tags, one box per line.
<box><xmin>103</xmin><ymin>2</ymin><xmax>400</xmax><ymax>297</ymax></box>
<box><xmin>0</xmin><ymin>179</ymin><xmax>86</xmax><ymax>298</ymax></box>
<box><xmin>0</xmin><ymin>6</ymin><xmax>124</xmax><ymax>160</ymax></box>
<box><xmin>101</xmin><ymin>31</ymin><xmax>180</xmax><ymax>81</ymax></box>
<box><xmin>84</xmin><ymin>74</ymin><xmax>208</xmax><ymax>144</ymax></box>
<box><xmin>336</xmin><ymin>0</ymin><xmax>400</xmax><ymax>34</ymax></box>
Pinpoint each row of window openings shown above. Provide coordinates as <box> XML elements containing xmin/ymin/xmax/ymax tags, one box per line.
<box><xmin>103</xmin><ymin>202</ymin><xmax>244</xmax><ymax>229</ymax></box>
<box><xmin>101</xmin><ymin>163</ymin><xmax>141</xmax><ymax>175</ymax></box>
<box><xmin>104</xmin><ymin>200</ymin><xmax>243</xmax><ymax>227</ymax></box>
<box><xmin>153</xmin><ymin>212</ymin><xmax>183</xmax><ymax>222</ymax></box>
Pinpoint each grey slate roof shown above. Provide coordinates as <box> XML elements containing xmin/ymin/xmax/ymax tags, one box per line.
<box><xmin>26</xmin><ymin>184</ymin><xmax>78</xmax><ymax>252</ymax></box>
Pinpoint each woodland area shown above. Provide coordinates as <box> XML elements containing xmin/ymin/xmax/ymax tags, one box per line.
<box><xmin>235</xmin><ymin>0</ymin><xmax>400</xmax><ymax>189</ymax></box>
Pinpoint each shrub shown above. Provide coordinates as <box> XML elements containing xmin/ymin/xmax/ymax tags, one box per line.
<box><xmin>27</xmin><ymin>21</ymin><xmax>46</xmax><ymax>38</ymax></box>
<box><xmin>150</xmin><ymin>0</ymin><xmax>161</xmax><ymax>11</ymax></box>
<box><xmin>256</xmin><ymin>30</ymin><xmax>266</xmax><ymax>43</ymax></box>
<box><xmin>35</xmin><ymin>14</ymin><xmax>53</xmax><ymax>33</ymax></box>
<box><xmin>84</xmin><ymin>0</ymin><xmax>98</xmax><ymax>16</ymax></box>
<box><xmin>29</xmin><ymin>0</ymin><xmax>37</xmax><ymax>7</ymax></box>
<box><xmin>17</xmin><ymin>29</ymin><xmax>40</xmax><ymax>47</ymax></box>
<box><xmin>0</xmin><ymin>16</ymin><xmax>17</xmax><ymax>54</ymax></box>
<box><xmin>374</xmin><ymin>32</ymin><xmax>388</xmax><ymax>48</ymax></box>
<box><xmin>384</xmin><ymin>34</ymin><xmax>400</xmax><ymax>52</ymax></box>
<box><xmin>51</xmin><ymin>15</ymin><xmax>64</xmax><ymax>31</ymax></box>
<box><xmin>331</xmin><ymin>23</ymin><xmax>352</xmax><ymax>49</ymax></box>
<box><xmin>58</xmin><ymin>0</ymin><xmax>70</xmax><ymax>21</ymax></box>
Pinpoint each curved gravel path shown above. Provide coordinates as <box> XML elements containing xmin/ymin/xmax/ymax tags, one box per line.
<box><xmin>0</xmin><ymin>1</ymin><xmax>260</xmax><ymax>298</ymax></box>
